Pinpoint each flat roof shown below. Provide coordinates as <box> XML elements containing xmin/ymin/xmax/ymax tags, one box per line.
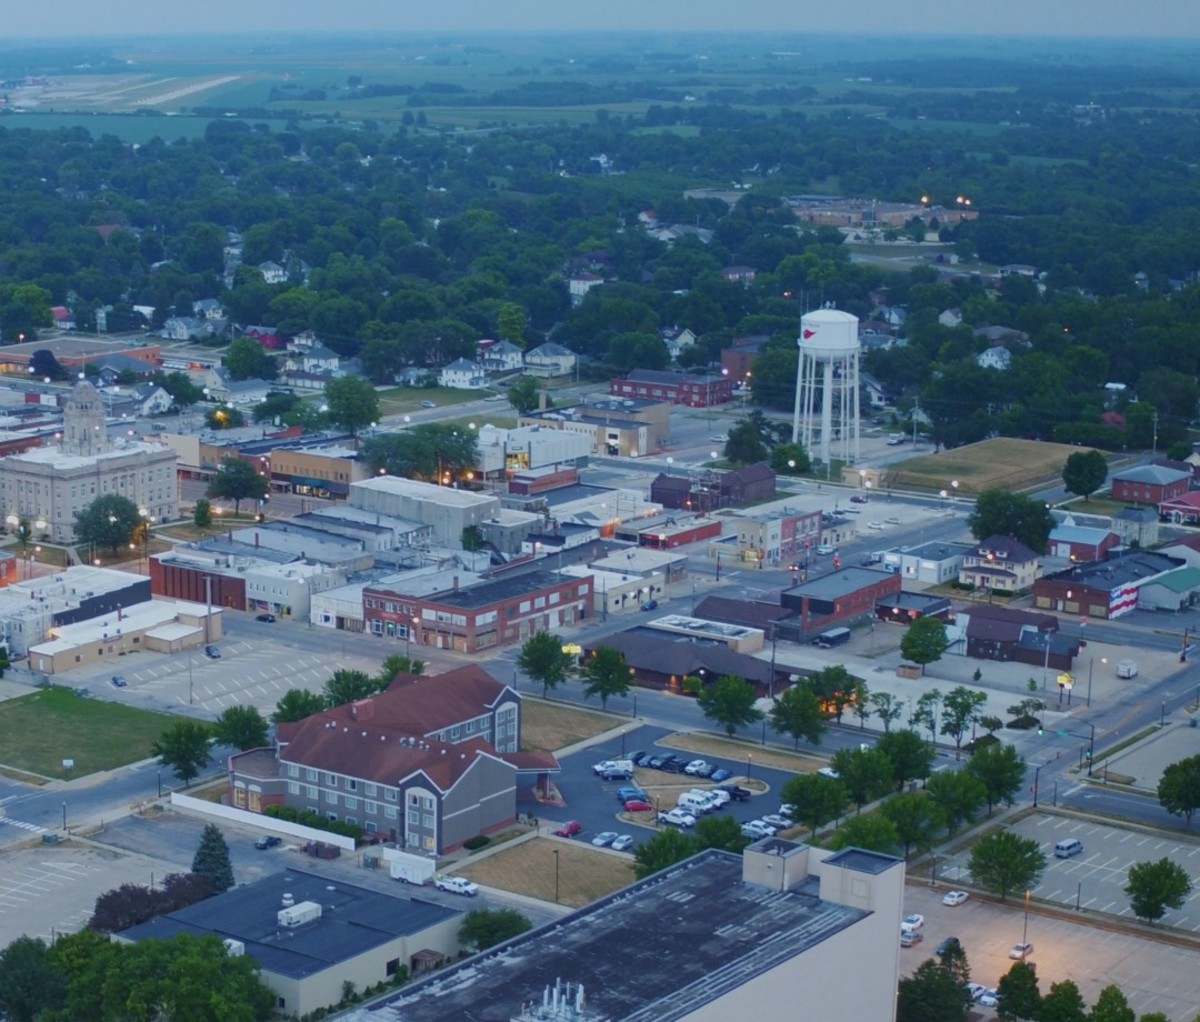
<box><xmin>425</xmin><ymin>570</ymin><xmax>574</xmax><ymax>610</ymax></box>
<box><xmin>787</xmin><ymin>566</ymin><xmax>891</xmax><ymax>600</ymax></box>
<box><xmin>7</xmin><ymin>436</ymin><xmax>173</xmax><ymax>470</ymax></box>
<box><xmin>1042</xmin><ymin>550</ymin><xmax>1184</xmax><ymax>589</ymax></box>
<box><xmin>352</xmin><ymin>476</ymin><xmax>498</xmax><ymax>509</ymax></box>
<box><xmin>120</xmin><ymin>869</ymin><xmax>460</xmax><ymax>980</ymax></box>
<box><xmin>361</xmin><ymin>850</ymin><xmax>869</xmax><ymax>1022</ymax></box>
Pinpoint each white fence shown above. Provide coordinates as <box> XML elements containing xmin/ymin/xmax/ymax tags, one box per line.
<box><xmin>169</xmin><ymin>793</ymin><xmax>356</xmax><ymax>851</ymax></box>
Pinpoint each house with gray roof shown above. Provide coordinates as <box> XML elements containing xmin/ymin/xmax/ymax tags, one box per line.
<box><xmin>1112</xmin><ymin>464</ymin><xmax>1190</xmax><ymax>505</ymax></box>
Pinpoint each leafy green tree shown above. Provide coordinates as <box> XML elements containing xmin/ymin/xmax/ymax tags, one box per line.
<box><xmin>205</xmin><ymin>405</ymin><xmax>246</xmax><ymax>430</ymax></box>
<box><xmin>74</xmin><ymin>494</ymin><xmax>141</xmax><ymax>555</ymax></box>
<box><xmin>224</xmin><ymin>336</ymin><xmax>277</xmax><ymax>381</ymax></box>
<box><xmin>1124</xmin><ymin>858</ymin><xmax>1194</xmax><ymax>924</ymax></box>
<box><xmin>324</xmin><ymin>375</ymin><xmax>380</xmax><ymax>435</ymax></box>
<box><xmin>1061</xmin><ymin>449</ymin><xmax>1108</xmax><ymax>501</ymax></box>
<box><xmin>876</xmin><ymin>729</ymin><xmax>935</xmax><ymax>790</ymax></box>
<box><xmin>870</xmin><ymin>690</ymin><xmax>905</xmax><ymax>732</ymax></box>
<box><xmin>967</xmin><ymin>488</ymin><xmax>1054</xmax><ymax>553</ymax></box>
<box><xmin>968</xmin><ymin>830</ymin><xmax>1046</xmax><ymax>901</ymax></box>
<box><xmin>902</xmin><ymin>619</ymin><xmax>949</xmax><ymax>676</ymax></box>
<box><xmin>769</xmin><ymin>441</ymin><xmax>810</xmax><ymax>475</ymax></box>
<box><xmin>151</xmin><ymin>720</ymin><xmax>213</xmax><ymax>787</ymax></box>
<box><xmin>997</xmin><ymin>961</ymin><xmax>1041</xmax><ymax>1021</ymax></box>
<box><xmin>696</xmin><ymin>674</ymin><xmax>764</xmax><ymax>737</ymax></box>
<box><xmin>694</xmin><ymin>813</ymin><xmax>752</xmax><ymax>853</ymax></box>
<box><xmin>212</xmin><ymin>705</ymin><xmax>270</xmax><ymax>750</ymax></box>
<box><xmin>897</xmin><ymin>958</ymin><xmax>970</xmax><ymax>1022</ymax></box>
<box><xmin>808</xmin><ymin>664</ymin><xmax>857</xmax><ymax>723</ymax></box>
<box><xmin>193</xmin><ymin>498</ymin><xmax>213</xmax><ymax>529</ymax></box>
<box><xmin>849</xmin><ymin>679</ymin><xmax>872</xmax><ymax>729</ymax></box>
<box><xmin>938</xmin><ymin>939</ymin><xmax>972</xmax><ymax>987</ymax></box>
<box><xmin>496</xmin><ymin>302</ymin><xmax>529</xmax><ymax>346</ymax></box>
<box><xmin>909</xmin><ymin>687</ymin><xmax>943</xmax><ymax>740</ymax></box>
<box><xmin>830</xmin><ymin>747</ymin><xmax>894</xmax><ymax>811</ymax></box>
<box><xmin>378</xmin><ymin>654</ymin><xmax>425</xmax><ymax>684</ymax></box>
<box><xmin>940</xmin><ymin>685</ymin><xmax>988</xmax><ymax>756</ymax></box>
<box><xmin>966</xmin><ymin>742</ymin><xmax>1026</xmax><ymax>814</ymax></box>
<box><xmin>0</xmin><ymin>935</ymin><xmax>66</xmax><ymax>1022</ymax></box>
<box><xmin>518</xmin><ymin>631</ymin><xmax>575</xmax><ymax>698</ymax></box>
<box><xmin>769</xmin><ymin>684</ymin><xmax>825</xmax><ymax>748</ymax></box>
<box><xmin>272</xmin><ymin>688</ymin><xmax>327</xmax><ymax>724</ymax></box>
<box><xmin>206</xmin><ymin>457</ymin><xmax>269</xmax><ymax>515</ymax></box>
<box><xmin>925</xmin><ymin>770</ymin><xmax>987</xmax><ymax>832</ymax></box>
<box><xmin>880</xmin><ymin>792</ymin><xmax>944</xmax><ymax>858</ymax></box>
<box><xmin>827</xmin><ymin>812</ymin><xmax>900</xmax><ymax>854</ymax></box>
<box><xmin>580</xmin><ymin>645</ymin><xmax>632</xmax><ymax>709</ymax></box>
<box><xmin>31</xmin><ymin>348</ymin><xmax>67</xmax><ymax>380</ymax></box>
<box><xmin>458</xmin><ymin>908</ymin><xmax>533</xmax><ymax>951</ymax></box>
<box><xmin>1039</xmin><ymin>979</ymin><xmax>1087</xmax><ymax>1022</ymax></box>
<box><xmin>1157</xmin><ymin>755</ymin><xmax>1200</xmax><ymax>827</ymax></box>
<box><xmin>1088</xmin><ymin>984</ymin><xmax>1136</xmax><ymax>1022</ymax></box>
<box><xmin>634</xmin><ymin>827</ymin><xmax>700</xmax><ymax>880</ymax></box>
<box><xmin>361</xmin><ymin>423</ymin><xmax>478</xmax><ymax>481</ymax></box>
<box><xmin>780</xmin><ymin>772</ymin><xmax>848</xmax><ymax>836</ymax></box>
<box><xmin>0</xmin><ymin>283</ymin><xmax>53</xmax><ymax>341</ymax></box>
<box><xmin>191</xmin><ymin>823</ymin><xmax>235</xmax><ymax>894</ymax></box>
<box><xmin>0</xmin><ymin>644</ymin><xmax>9</xmax><ymax>679</ymax></box>
<box><xmin>324</xmin><ymin>669</ymin><xmax>381</xmax><ymax>707</ymax></box>
<box><xmin>157</xmin><ymin>371</ymin><xmax>204</xmax><ymax>407</ymax></box>
<box><xmin>724</xmin><ymin>418</ymin><xmax>768</xmax><ymax>466</ymax></box>
<box><xmin>506</xmin><ymin>374</ymin><xmax>542</xmax><ymax>414</ymax></box>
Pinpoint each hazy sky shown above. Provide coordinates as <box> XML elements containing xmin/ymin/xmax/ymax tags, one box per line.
<box><xmin>6</xmin><ymin>1</ymin><xmax>1200</xmax><ymax>40</ymax></box>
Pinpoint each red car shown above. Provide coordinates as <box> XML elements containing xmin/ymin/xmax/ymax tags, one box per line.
<box><xmin>553</xmin><ymin>820</ymin><xmax>583</xmax><ymax>838</ymax></box>
<box><xmin>623</xmin><ymin>799</ymin><xmax>653</xmax><ymax>812</ymax></box>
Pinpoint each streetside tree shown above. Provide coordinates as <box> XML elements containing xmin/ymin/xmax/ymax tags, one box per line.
<box><xmin>696</xmin><ymin>674</ymin><xmax>764</xmax><ymax>737</ymax></box>
<box><xmin>723</xmin><ymin>418</ymin><xmax>768</xmax><ymax>465</ymax></box>
<box><xmin>869</xmin><ymin>690</ymin><xmax>905</xmax><ymax>732</ymax></box>
<box><xmin>769</xmin><ymin>684</ymin><xmax>825</xmax><ymax>749</ymax></box>
<box><xmin>206</xmin><ymin>456</ymin><xmax>269</xmax><ymax>515</ymax></box>
<box><xmin>517</xmin><ymin>631</ymin><xmax>575</xmax><ymax>698</ymax></box>
<box><xmin>909</xmin><ymin>687</ymin><xmax>943</xmax><ymax>741</ymax></box>
<box><xmin>940</xmin><ymin>685</ymin><xmax>988</xmax><ymax>758</ymax></box>
<box><xmin>996</xmin><ymin>961</ymin><xmax>1041</xmax><ymax>1022</ymax></box>
<box><xmin>965</xmin><ymin>742</ymin><xmax>1027</xmax><ymax>814</ymax></box>
<box><xmin>1061</xmin><ymin>449</ymin><xmax>1108</xmax><ymax>501</ymax></box>
<box><xmin>1088</xmin><ymin>984</ymin><xmax>1137</xmax><ymax>1022</ymax></box>
<box><xmin>897</xmin><ymin>958</ymin><xmax>970</xmax><ymax>1022</ymax></box>
<box><xmin>272</xmin><ymin>688</ymin><xmax>327</xmax><ymax>723</ymax></box>
<box><xmin>925</xmin><ymin>770</ymin><xmax>987</xmax><ymax>833</ymax></box>
<box><xmin>378</xmin><ymin>653</ymin><xmax>425</xmax><ymax>682</ymax></box>
<box><xmin>1124</xmin><ymin>858</ymin><xmax>1193</xmax><ymax>925</ymax></box>
<box><xmin>968</xmin><ymin>831</ymin><xmax>1046</xmax><ymax>901</ymax></box>
<box><xmin>1157</xmin><ymin>754</ymin><xmax>1200</xmax><ymax>827</ymax></box>
<box><xmin>151</xmin><ymin>720</ymin><xmax>213</xmax><ymax>787</ymax></box>
<box><xmin>506</xmin><ymin>374</ymin><xmax>542</xmax><ymax>414</ymax></box>
<box><xmin>880</xmin><ymin>792</ymin><xmax>944</xmax><ymax>859</ymax></box>
<box><xmin>829</xmin><ymin>746</ymin><xmax>894</xmax><ymax>811</ymax></box>
<box><xmin>876</xmin><ymin>729</ymin><xmax>935</xmax><ymax>790</ymax></box>
<box><xmin>901</xmin><ymin>618</ymin><xmax>949</xmax><ymax>676</ymax></box>
<box><xmin>807</xmin><ymin>664</ymin><xmax>857</xmax><ymax>723</ymax></box>
<box><xmin>694</xmin><ymin>814</ymin><xmax>751</xmax><ymax>854</ymax></box>
<box><xmin>323</xmin><ymin>374</ymin><xmax>380</xmax><ymax>436</ymax></box>
<box><xmin>212</xmin><ymin>705</ymin><xmax>270</xmax><ymax>750</ymax></box>
<box><xmin>1037</xmin><ymin>979</ymin><xmax>1087</xmax><ymax>1022</ymax></box>
<box><xmin>191</xmin><ymin>824</ymin><xmax>235</xmax><ymax>894</ymax></box>
<box><xmin>323</xmin><ymin>669</ymin><xmax>381</xmax><ymax>707</ymax></box>
<box><xmin>580</xmin><ymin>645</ymin><xmax>632</xmax><ymax>710</ymax></box>
<box><xmin>779</xmin><ymin>773</ymin><xmax>848</xmax><ymax>837</ymax></box>
<box><xmin>827</xmin><ymin>812</ymin><xmax>900</xmax><ymax>855</ymax></box>
<box><xmin>224</xmin><ymin>335</ymin><xmax>277</xmax><ymax>380</ymax></box>
<box><xmin>74</xmin><ymin>494</ymin><xmax>140</xmax><ymax>555</ymax></box>
<box><xmin>633</xmin><ymin>827</ymin><xmax>700</xmax><ymax>880</ymax></box>
<box><xmin>967</xmin><ymin>488</ymin><xmax>1054</xmax><ymax>553</ymax></box>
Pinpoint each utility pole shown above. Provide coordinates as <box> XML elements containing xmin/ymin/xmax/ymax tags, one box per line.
<box><xmin>1152</xmin><ymin>409</ymin><xmax>1159</xmax><ymax>455</ymax></box>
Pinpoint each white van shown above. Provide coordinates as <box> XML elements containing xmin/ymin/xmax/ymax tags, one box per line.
<box><xmin>1054</xmin><ymin>838</ymin><xmax>1083</xmax><ymax>859</ymax></box>
<box><xmin>677</xmin><ymin>792</ymin><xmax>715</xmax><ymax>815</ymax></box>
<box><xmin>1116</xmin><ymin>660</ymin><xmax>1138</xmax><ymax>679</ymax></box>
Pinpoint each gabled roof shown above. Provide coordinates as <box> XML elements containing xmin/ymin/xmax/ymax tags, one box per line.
<box><xmin>970</xmin><ymin>534</ymin><xmax>1040</xmax><ymax>563</ymax></box>
<box><xmin>526</xmin><ymin>342</ymin><xmax>574</xmax><ymax>358</ymax></box>
<box><xmin>1112</xmin><ymin>464</ymin><xmax>1190</xmax><ymax>486</ymax></box>
<box><xmin>590</xmin><ymin>630</ymin><xmax>775</xmax><ymax>684</ymax></box>
<box><xmin>725</xmin><ymin>463</ymin><xmax>775</xmax><ymax>486</ymax></box>
<box><xmin>651</xmin><ymin>473</ymin><xmax>693</xmax><ymax>493</ymax></box>
<box><xmin>1049</xmin><ymin>524</ymin><xmax>1113</xmax><ymax>545</ymax></box>
<box><xmin>1144</xmin><ymin>567</ymin><xmax>1200</xmax><ymax>593</ymax></box>
<box><xmin>442</xmin><ymin>358</ymin><xmax>478</xmax><ymax>372</ymax></box>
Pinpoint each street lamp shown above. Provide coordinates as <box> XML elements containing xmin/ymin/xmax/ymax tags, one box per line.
<box><xmin>746</xmin><ymin>753</ymin><xmax>753</xmax><ymax>782</ymax></box>
<box><xmin>1032</xmin><ymin>764</ymin><xmax>1042</xmax><ymax>808</ymax></box>
<box><xmin>553</xmin><ymin>848</ymin><xmax>560</xmax><ymax>904</ymax></box>
<box><xmin>1022</xmin><ymin>889</ymin><xmax>1031</xmax><ymax>948</ymax></box>
<box><xmin>1087</xmin><ymin>656</ymin><xmax>1105</xmax><ymax>707</ymax></box>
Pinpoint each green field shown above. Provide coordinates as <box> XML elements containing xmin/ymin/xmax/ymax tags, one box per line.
<box><xmin>375</xmin><ymin>386</ymin><xmax>496</xmax><ymax>416</ymax></box>
<box><xmin>0</xmin><ymin>687</ymin><xmax>180</xmax><ymax>779</ymax></box>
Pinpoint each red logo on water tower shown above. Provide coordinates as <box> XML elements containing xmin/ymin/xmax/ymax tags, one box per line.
<box><xmin>802</xmin><ymin>328</ymin><xmax>816</xmax><ymax>339</ymax></box>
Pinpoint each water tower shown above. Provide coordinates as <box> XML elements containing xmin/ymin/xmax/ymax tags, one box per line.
<box><xmin>791</xmin><ymin>307</ymin><xmax>861</xmax><ymax>467</ymax></box>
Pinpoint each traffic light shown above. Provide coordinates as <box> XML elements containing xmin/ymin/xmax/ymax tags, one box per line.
<box><xmin>1037</xmin><ymin>723</ymin><xmax>1044</xmax><ymax>736</ymax></box>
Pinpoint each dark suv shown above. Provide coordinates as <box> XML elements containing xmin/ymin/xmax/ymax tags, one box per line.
<box><xmin>935</xmin><ymin>937</ymin><xmax>961</xmax><ymax>957</ymax></box>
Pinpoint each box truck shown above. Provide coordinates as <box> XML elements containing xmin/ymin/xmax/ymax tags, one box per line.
<box><xmin>389</xmin><ymin>851</ymin><xmax>436</xmax><ymax>885</ymax></box>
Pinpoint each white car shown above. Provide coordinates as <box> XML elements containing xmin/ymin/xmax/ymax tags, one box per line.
<box><xmin>979</xmin><ymin>990</ymin><xmax>1000</xmax><ymax>1008</ymax></box>
<box><xmin>779</xmin><ymin>803</ymin><xmax>797</xmax><ymax>819</ymax></box>
<box><xmin>592</xmin><ymin>760</ymin><xmax>618</xmax><ymax>775</ymax></box>
<box><xmin>816</xmin><ymin>544</ymin><xmax>835</xmax><ymax>555</ymax></box>
<box><xmin>868</xmin><ymin>521</ymin><xmax>885</xmax><ymax>531</ymax></box>
<box><xmin>658</xmin><ymin>809</ymin><xmax>697</xmax><ymax>828</ymax></box>
<box><xmin>901</xmin><ymin>913</ymin><xmax>924</xmax><ymax>930</ymax></box>
<box><xmin>704</xmin><ymin>788</ymin><xmax>731</xmax><ymax>807</ymax></box>
<box><xmin>818</xmin><ymin>767</ymin><xmax>840</xmax><ymax>780</ymax></box>
<box><xmin>966</xmin><ymin>983</ymin><xmax>987</xmax><ymax>1003</ymax></box>
<box><xmin>592</xmin><ymin>831</ymin><xmax>618</xmax><ymax>847</ymax></box>
<box><xmin>610</xmin><ymin>834</ymin><xmax>634</xmax><ymax>852</ymax></box>
<box><xmin>942</xmin><ymin>890</ymin><xmax>970</xmax><ymax>906</ymax></box>
<box><xmin>741</xmin><ymin>819</ymin><xmax>778</xmax><ymax>839</ymax></box>
<box><xmin>683</xmin><ymin>759</ymin><xmax>711</xmax><ymax>776</ymax></box>
<box><xmin>761</xmin><ymin>813</ymin><xmax>792</xmax><ymax>829</ymax></box>
<box><xmin>435</xmin><ymin>876</ymin><xmax>479</xmax><ymax>897</ymax></box>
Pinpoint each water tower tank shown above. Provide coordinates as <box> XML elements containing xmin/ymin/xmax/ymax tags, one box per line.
<box><xmin>798</xmin><ymin>309</ymin><xmax>860</xmax><ymax>358</ymax></box>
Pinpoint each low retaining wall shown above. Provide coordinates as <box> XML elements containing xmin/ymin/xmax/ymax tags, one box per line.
<box><xmin>169</xmin><ymin>792</ymin><xmax>356</xmax><ymax>851</ymax></box>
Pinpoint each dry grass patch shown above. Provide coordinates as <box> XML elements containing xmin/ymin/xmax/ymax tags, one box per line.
<box><xmin>886</xmin><ymin>437</ymin><xmax>1084</xmax><ymax>495</ymax></box>
<box><xmin>521</xmin><ymin>700</ymin><xmax>624</xmax><ymax>754</ymax></box>
<box><xmin>454</xmin><ymin>836</ymin><xmax>634</xmax><ymax>908</ymax></box>
<box><xmin>658</xmin><ymin>733</ymin><xmax>825</xmax><ymax>774</ymax></box>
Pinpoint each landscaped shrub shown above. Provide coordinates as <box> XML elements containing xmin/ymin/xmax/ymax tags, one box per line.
<box><xmin>463</xmin><ymin>835</ymin><xmax>491</xmax><ymax>851</ymax></box>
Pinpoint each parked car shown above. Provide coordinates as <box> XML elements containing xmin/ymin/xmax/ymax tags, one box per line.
<box><xmin>966</xmin><ymin>983</ymin><xmax>987</xmax><ymax>1003</ymax></box>
<box><xmin>942</xmin><ymin>890</ymin><xmax>970</xmax><ymax>906</ymax></box>
<box><xmin>850</xmin><ymin>495</ymin><xmax>868</xmax><ymax>504</ymax></box>
<box><xmin>610</xmin><ymin>834</ymin><xmax>635</xmax><ymax>852</ymax></box>
<box><xmin>255</xmin><ymin>613</ymin><xmax>276</xmax><ymax>623</ymax></box>
<box><xmin>710</xmin><ymin>433</ymin><xmax>729</xmax><ymax>442</ymax></box>
<box><xmin>592</xmin><ymin>760</ymin><xmax>618</xmax><ymax>775</ymax></box>
<box><xmin>761</xmin><ymin>813</ymin><xmax>792</xmax><ymax>829</ymax></box>
<box><xmin>204</xmin><ymin>645</ymin><xmax>221</xmax><ymax>659</ymax></box>
<box><xmin>718</xmin><ymin>784</ymin><xmax>752</xmax><ymax>801</ymax></box>
<box><xmin>601</xmin><ymin>765</ymin><xmax>633</xmax><ymax>780</ymax></box>
<box><xmin>935</xmin><ymin>937</ymin><xmax>961</xmax><ymax>957</ymax></box>
<box><xmin>816</xmin><ymin>544</ymin><xmax>835</xmax><ymax>555</ymax></box>
<box><xmin>435</xmin><ymin>876</ymin><xmax>479</xmax><ymax>897</ymax></box>
<box><xmin>885</xmin><ymin>516</ymin><xmax>901</xmax><ymax>525</ymax></box>
<box><xmin>704</xmin><ymin>788</ymin><xmax>731</xmax><ymax>807</ymax></box>
<box><xmin>660</xmin><ymin>757</ymin><xmax>687</xmax><ymax>774</ymax></box>
<box><xmin>592</xmin><ymin>831</ymin><xmax>618</xmax><ymax>847</ymax></box>
<box><xmin>640</xmin><ymin>599</ymin><xmax>659</xmax><ymax>612</ymax></box>
<box><xmin>691</xmin><ymin>762</ymin><xmax>717</xmax><ymax>779</ymax></box>
<box><xmin>627</xmin><ymin>750</ymin><xmax>647</xmax><ymax>766</ymax></box>
<box><xmin>420</xmin><ymin>400</ymin><xmax>437</xmax><ymax>408</ymax></box>
<box><xmin>109</xmin><ymin>675</ymin><xmax>128</xmax><ymax>688</ymax></box>
<box><xmin>710</xmin><ymin>767</ymin><xmax>733</xmax><ymax>783</ymax></box>
<box><xmin>683</xmin><ymin>759</ymin><xmax>711</xmax><ymax>776</ymax></box>
<box><xmin>622</xmin><ymin>799</ymin><xmax>653</xmax><ymax>813</ymax></box>
<box><xmin>779</xmin><ymin>803</ymin><xmax>797</xmax><ymax>820</ymax></box>
<box><xmin>868</xmin><ymin>521</ymin><xmax>885</xmax><ymax>531</ymax></box>
<box><xmin>979</xmin><ymin>990</ymin><xmax>1000</xmax><ymax>1008</ymax></box>
<box><xmin>644</xmin><ymin>754</ymin><xmax>670</xmax><ymax>770</ymax></box>
<box><xmin>901</xmin><ymin>914</ymin><xmax>924</xmax><ymax>931</ymax></box>
<box><xmin>1009</xmin><ymin>942</ymin><xmax>1034</xmax><ymax>961</ymax></box>
<box><xmin>658</xmin><ymin>809</ymin><xmax>696</xmax><ymax>828</ymax></box>
<box><xmin>254</xmin><ymin>835</ymin><xmax>282</xmax><ymax>849</ymax></box>
<box><xmin>740</xmin><ymin>820</ymin><xmax>778</xmax><ymax>839</ymax></box>
<box><xmin>616</xmin><ymin>787</ymin><xmax>648</xmax><ymax>804</ymax></box>
<box><xmin>900</xmin><ymin>930</ymin><xmax>923</xmax><ymax>948</ymax></box>
<box><xmin>553</xmin><ymin>820</ymin><xmax>583</xmax><ymax>838</ymax></box>
<box><xmin>818</xmin><ymin>767</ymin><xmax>840</xmax><ymax>779</ymax></box>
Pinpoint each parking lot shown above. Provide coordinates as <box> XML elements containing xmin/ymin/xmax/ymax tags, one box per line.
<box><xmin>936</xmin><ymin>811</ymin><xmax>1200</xmax><ymax>932</ymax></box>
<box><xmin>900</xmin><ymin>883</ymin><xmax>1200</xmax><ymax>1020</ymax></box>
<box><xmin>77</xmin><ymin>637</ymin><xmax>382</xmax><ymax>715</ymax></box>
<box><xmin>532</xmin><ymin>724</ymin><xmax>804</xmax><ymax>854</ymax></box>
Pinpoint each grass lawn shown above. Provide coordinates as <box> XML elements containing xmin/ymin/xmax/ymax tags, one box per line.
<box><xmin>0</xmin><ymin>687</ymin><xmax>180</xmax><ymax>778</ymax></box>
<box><xmin>886</xmin><ymin>437</ymin><xmax>1083</xmax><ymax>495</ymax></box>
<box><xmin>375</xmin><ymin>386</ymin><xmax>491</xmax><ymax>416</ymax></box>
<box><xmin>521</xmin><ymin>700</ymin><xmax>624</xmax><ymax>754</ymax></box>
<box><xmin>455</xmin><ymin>836</ymin><xmax>634</xmax><ymax>908</ymax></box>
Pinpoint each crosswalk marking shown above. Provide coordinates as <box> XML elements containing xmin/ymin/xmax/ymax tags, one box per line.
<box><xmin>0</xmin><ymin>817</ymin><xmax>47</xmax><ymax>834</ymax></box>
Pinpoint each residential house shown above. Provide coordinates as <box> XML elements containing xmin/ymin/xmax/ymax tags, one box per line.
<box><xmin>128</xmin><ymin>384</ymin><xmax>173</xmax><ymax>417</ymax></box>
<box><xmin>1111</xmin><ymin>506</ymin><xmax>1160</xmax><ymax>547</ymax></box>
<box><xmin>51</xmin><ymin>305</ymin><xmax>76</xmax><ymax>330</ymax></box>
<box><xmin>662</xmin><ymin>327</ymin><xmax>697</xmax><ymax>362</ymax></box>
<box><xmin>610</xmin><ymin>368</ymin><xmax>733</xmax><ymax>408</ymax></box>
<box><xmin>721</xmin><ymin>265</ymin><xmax>757</xmax><ymax>285</ymax></box>
<box><xmin>958</xmin><ymin>534</ymin><xmax>1042</xmax><ymax>594</ymax></box>
<box><xmin>192</xmin><ymin>298</ymin><xmax>224</xmax><ymax>320</ymax></box>
<box><xmin>258</xmin><ymin>261</ymin><xmax>287</xmax><ymax>284</ymax></box>
<box><xmin>523</xmin><ymin>342</ymin><xmax>576</xmax><ymax>378</ymax></box>
<box><xmin>243</xmin><ymin>325</ymin><xmax>286</xmax><ymax>350</ymax></box>
<box><xmin>477</xmin><ymin>339</ymin><xmax>523</xmax><ymax>373</ymax></box>
<box><xmin>568</xmin><ymin>271</ymin><xmax>604</xmax><ymax>305</ymax></box>
<box><xmin>160</xmin><ymin>316</ymin><xmax>209</xmax><ymax>342</ymax></box>
<box><xmin>938</xmin><ymin>308</ymin><xmax>963</xmax><ymax>328</ymax></box>
<box><xmin>203</xmin><ymin>368</ymin><xmax>275</xmax><ymax>406</ymax></box>
<box><xmin>438</xmin><ymin>358</ymin><xmax>488</xmax><ymax>390</ymax></box>
<box><xmin>976</xmin><ymin>346</ymin><xmax>1013</xmax><ymax>371</ymax></box>
<box><xmin>1046</xmin><ymin>523</ymin><xmax>1119</xmax><ymax>563</ymax></box>
<box><xmin>1111</xmin><ymin>464</ymin><xmax>1190</xmax><ymax>505</ymax></box>
<box><xmin>958</xmin><ymin>605</ymin><xmax>1073</xmax><ymax>669</ymax></box>
<box><xmin>860</xmin><ymin>372</ymin><xmax>891</xmax><ymax>410</ymax></box>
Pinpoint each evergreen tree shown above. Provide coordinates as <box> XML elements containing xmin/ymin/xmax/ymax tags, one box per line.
<box><xmin>191</xmin><ymin>824</ymin><xmax>234</xmax><ymax>894</ymax></box>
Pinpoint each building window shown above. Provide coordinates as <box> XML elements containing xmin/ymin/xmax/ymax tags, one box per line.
<box><xmin>384</xmin><ymin>788</ymin><xmax>397</xmax><ymax>801</ymax></box>
<box><xmin>288</xmin><ymin>782</ymin><xmax>300</xmax><ymax>795</ymax></box>
<box><xmin>326</xmin><ymin>812</ymin><xmax>338</xmax><ymax>822</ymax></box>
<box><xmin>365</xmin><ymin>782</ymin><xmax>377</xmax><ymax>796</ymax></box>
<box><xmin>385</xmin><ymin>805</ymin><xmax>397</xmax><ymax>819</ymax></box>
<box><xmin>326</xmin><ymin>772</ymin><xmax>336</xmax><ymax>786</ymax></box>
<box><xmin>422</xmin><ymin>813</ymin><xmax>435</xmax><ymax>828</ymax></box>
<box><xmin>346</xmin><ymin>779</ymin><xmax>357</xmax><ymax>792</ymax></box>
<box><xmin>407</xmin><ymin>810</ymin><xmax>420</xmax><ymax>825</ymax></box>
<box><xmin>366</xmin><ymin>801</ymin><xmax>377</xmax><ymax>815</ymax></box>
<box><xmin>306</xmin><ymin>768</ymin><xmax>318</xmax><ymax>781</ymax></box>
<box><xmin>344</xmin><ymin>796</ymin><xmax>358</xmax><ymax>810</ymax></box>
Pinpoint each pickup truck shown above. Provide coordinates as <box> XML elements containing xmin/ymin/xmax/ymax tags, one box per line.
<box><xmin>657</xmin><ymin>808</ymin><xmax>697</xmax><ymax>828</ymax></box>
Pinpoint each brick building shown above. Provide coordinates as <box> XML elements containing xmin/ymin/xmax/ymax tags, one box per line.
<box><xmin>609</xmin><ymin>369</ymin><xmax>734</xmax><ymax>408</ymax></box>
<box><xmin>1111</xmin><ymin>464</ymin><xmax>1190</xmax><ymax>505</ymax></box>
<box><xmin>781</xmin><ymin>567</ymin><xmax>901</xmax><ymax>635</ymax></box>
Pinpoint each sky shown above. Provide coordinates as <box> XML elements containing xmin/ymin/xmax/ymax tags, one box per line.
<box><xmin>6</xmin><ymin>0</ymin><xmax>1200</xmax><ymax>41</ymax></box>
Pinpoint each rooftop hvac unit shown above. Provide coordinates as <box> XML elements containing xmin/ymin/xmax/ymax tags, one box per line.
<box><xmin>222</xmin><ymin>938</ymin><xmax>245</xmax><ymax>957</ymax></box>
<box><xmin>278</xmin><ymin>900</ymin><xmax>322</xmax><ymax>928</ymax></box>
